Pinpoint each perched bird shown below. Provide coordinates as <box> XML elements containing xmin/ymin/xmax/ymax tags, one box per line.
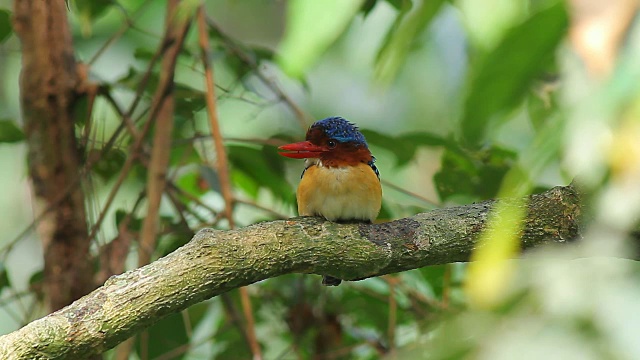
<box><xmin>278</xmin><ymin>117</ymin><xmax>382</xmax><ymax>286</ymax></box>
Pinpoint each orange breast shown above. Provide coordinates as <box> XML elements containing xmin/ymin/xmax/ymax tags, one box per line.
<box><xmin>296</xmin><ymin>162</ymin><xmax>382</xmax><ymax>222</ymax></box>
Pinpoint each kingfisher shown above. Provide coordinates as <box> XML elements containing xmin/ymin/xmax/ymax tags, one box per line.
<box><xmin>278</xmin><ymin>116</ymin><xmax>382</xmax><ymax>286</ymax></box>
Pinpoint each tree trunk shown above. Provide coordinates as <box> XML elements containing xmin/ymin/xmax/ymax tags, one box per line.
<box><xmin>13</xmin><ymin>0</ymin><xmax>92</xmax><ymax>312</ymax></box>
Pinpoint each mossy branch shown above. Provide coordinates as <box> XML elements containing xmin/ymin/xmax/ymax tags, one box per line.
<box><xmin>0</xmin><ymin>185</ymin><xmax>600</xmax><ymax>359</ymax></box>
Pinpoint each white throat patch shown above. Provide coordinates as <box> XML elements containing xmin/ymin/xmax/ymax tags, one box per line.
<box><xmin>304</xmin><ymin>158</ymin><xmax>322</xmax><ymax>168</ymax></box>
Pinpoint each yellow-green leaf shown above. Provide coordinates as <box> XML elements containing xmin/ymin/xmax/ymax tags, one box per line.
<box><xmin>277</xmin><ymin>0</ymin><xmax>364</xmax><ymax>78</ymax></box>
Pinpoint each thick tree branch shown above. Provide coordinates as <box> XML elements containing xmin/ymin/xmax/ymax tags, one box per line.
<box><xmin>0</xmin><ymin>184</ymin><xmax>621</xmax><ymax>359</ymax></box>
<box><xmin>13</xmin><ymin>0</ymin><xmax>92</xmax><ymax>312</ymax></box>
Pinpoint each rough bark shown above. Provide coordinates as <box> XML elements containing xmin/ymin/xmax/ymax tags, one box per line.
<box><xmin>0</xmin><ymin>185</ymin><xmax>610</xmax><ymax>359</ymax></box>
<box><xmin>13</xmin><ymin>0</ymin><xmax>92</xmax><ymax>311</ymax></box>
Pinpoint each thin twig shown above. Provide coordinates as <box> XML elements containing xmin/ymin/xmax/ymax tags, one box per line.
<box><xmin>87</xmin><ymin>4</ymin><xmax>193</xmax><ymax>249</ymax></box>
<box><xmin>198</xmin><ymin>7</ymin><xmax>262</xmax><ymax>360</ymax></box>
<box><xmin>88</xmin><ymin>0</ymin><xmax>155</xmax><ymax>65</ymax></box>
<box><xmin>123</xmin><ymin>37</ymin><xmax>168</xmax><ymax>126</ymax></box>
<box><xmin>197</xmin><ymin>8</ymin><xmax>235</xmax><ymax>229</ymax></box>
<box><xmin>86</xmin><ymin>149</ymin><xmax>139</xmax><ymax>245</ymax></box>
<box><xmin>82</xmin><ymin>50</ymin><xmax>162</xmax><ymax>246</ymax></box>
<box><xmin>235</xmin><ymin>198</ymin><xmax>290</xmax><ymax>220</ymax></box>
<box><xmin>165</xmin><ymin>187</ymin><xmax>199</xmax><ymax>231</ymax></box>
<box><xmin>95</xmin><ymin>190</ymin><xmax>146</xmax><ymax>285</ymax></box>
<box><xmin>167</xmin><ymin>182</ymin><xmax>219</xmax><ymax>220</ymax></box>
<box><xmin>397</xmin><ymin>282</ymin><xmax>447</xmax><ymax>311</ymax></box>
<box><xmin>220</xmin><ymin>294</ymin><xmax>253</xmax><ymax>349</ymax></box>
<box><xmin>175</xmin><ymin>134</ymin><xmax>288</xmax><ymax>147</ymax></box>
<box><xmin>100</xmin><ymin>90</ymin><xmax>140</xmax><ymax>138</ymax></box>
<box><xmin>442</xmin><ymin>264</ymin><xmax>451</xmax><ymax>309</ymax></box>
<box><xmin>167</xmin><ymin>191</ymin><xmax>209</xmax><ymax>226</ymax></box>
<box><xmin>381</xmin><ymin>179</ymin><xmax>441</xmax><ymax>207</ymax></box>
<box><xmin>138</xmin><ymin>0</ymin><xmax>192</xmax><ymax>266</ymax></box>
<box><xmin>112</xmin><ymin>5</ymin><xmax>194</xmax><ymax>359</ymax></box>
<box><xmin>384</xmin><ymin>275</ymin><xmax>397</xmax><ymax>354</ymax></box>
<box><xmin>205</xmin><ymin>16</ymin><xmax>310</xmax><ymax>129</ymax></box>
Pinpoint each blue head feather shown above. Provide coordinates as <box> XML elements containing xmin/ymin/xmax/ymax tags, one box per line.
<box><xmin>312</xmin><ymin>117</ymin><xmax>368</xmax><ymax>147</ymax></box>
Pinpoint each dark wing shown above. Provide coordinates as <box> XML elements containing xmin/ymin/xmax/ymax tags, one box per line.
<box><xmin>300</xmin><ymin>162</ymin><xmax>314</xmax><ymax>179</ymax></box>
<box><xmin>368</xmin><ymin>157</ymin><xmax>380</xmax><ymax>180</ymax></box>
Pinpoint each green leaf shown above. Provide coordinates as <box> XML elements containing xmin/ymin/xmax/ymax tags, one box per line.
<box><xmin>434</xmin><ymin>149</ymin><xmax>477</xmax><ymax>201</ymax></box>
<box><xmin>186</xmin><ymin>301</ymin><xmax>211</xmax><ymax>331</ymax></box>
<box><xmin>231</xmin><ymin>169</ymin><xmax>260</xmax><ymax>199</ymax></box>
<box><xmin>361</xmin><ymin>0</ymin><xmax>378</xmax><ymax>16</ymax></box>
<box><xmin>0</xmin><ymin>10</ymin><xmax>12</xmax><ymax>43</ymax></box>
<box><xmin>169</xmin><ymin>140</ymin><xmax>203</xmax><ymax>166</ymax></box>
<box><xmin>91</xmin><ymin>148</ymin><xmax>127</xmax><ymax>181</ymax></box>
<box><xmin>73</xmin><ymin>95</ymin><xmax>91</xmax><ymax>126</ymax></box>
<box><xmin>0</xmin><ymin>119</ymin><xmax>25</xmax><ymax>143</ymax></box>
<box><xmin>0</xmin><ymin>265</ymin><xmax>10</xmax><ymax>291</ymax></box>
<box><xmin>176</xmin><ymin>168</ymin><xmax>210</xmax><ymax>199</ymax></box>
<box><xmin>361</xmin><ymin>0</ymin><xmax>404</xmax><ymax>16</ymax></box>
<box><xmin>385</xmin><ymin>0</ymin><xmax>404</xmax><ymax>10</ymax></box>
<box><xmin>461</xmin><ymin>1</ymin><xmax>568</xmax><ymax>147</ymax></box>
<box><xmin>114</xmin><ymin>209</ymin><xmax>126</xmax><ymax>226</ymax></box>
<box><xmin>361</xmin><ymin>130</ymin><xmax>414</xmax><ymax>166</ymax></box>
<box><xmin>477</xmin><ymin>146</ymin><xmax>519</xmax><ymax>197</ymax></box>
<box><xmin>199</xmin><ymin>165</ymin><xmax>220</xmax><ymax>193</ymax></box>
<box><xmin>174</xmin><ymin>84</ymin><xmax>206</xmax><ymax>118</ymax></box>
<box><xmin>343</xmin><ymin>283</ymin><xmax>391</xmax><ymax>330</ymax></box>
<box><xmin>137</xmin><ymin>312</ymin><xmax>189</xmax><ymax>360</ymax></box>
<box><xmin>251</xmin><ymin>46</ymin><xmax>276</xmax><ymax>63</ymax></box>
<box><xmin>221</xmin><ymin>44</ymin><xmax>275</xmax><ymax>82</ymax></box>
<box><xmin>229</xmin><ymin>145</ymin><xmax>294</xmax><ymax>204</ymax></box>
<box><xmin>29</xmin><ymin>270</ymin><xmax>44</xmax><ymax>287</ymax></box>
<box><xmin>157</xmin><ymin>229</ymin><xmax>193</xmax><ymax>257</ymax></box>
<box><xmin>114</xmin><ymin>209</ymin><xmax>142</xmax><ymax>231</ymax></box>
<box><xmin>434</xmin><ymin>146</ymin><xmax>516</xmax><ymax>201</ymax></box>
<box><xmin>223</xmin><ymin>45</ymin><xmax>274</xmax><ymax>79</ymax></box>
<box><xmin>73</xmin><ymin>0</ymin><xmax>113</xmax><ymax>37</ymax></box>
<box><xmin>374</xmin><ymin>0</ymin><xmax>446</xmax><ymax>84</ymax></box>
<box><xmin>277</xmin><ymin>0</ymin><xmax>365</xmax><ymax>78</ymax></box>
<box><xmin>361</xmin><ymin>129</ymin><xmax>447</xmax><ymax>166</ymax></box>
<box><xmin>117</xmin><ymin>66</ymin><xmax>161</xmax><ymax>99</ymax></box>
<box><xmin>133</xmin><ymin>47</ymin><xmax>156</xmax><ymax>61</ymax></box>
<box><xmin>417</xmin><ymin>265</ymin><xmax>448</xmax><ymax>298</ymax></box>
<box><xmin>400</xmin><ymin>132</ymin><xmax>449</xmax><ymax>147</ymax></box>
<box><xmin>378</xmin><ymin>201</ymin><xmax>393</xmax><ymax>221</ymax></box>
<box><xmin>175</xmin><ymin>0</ymin><xmax>200</xmax><ymax>24</ymax></box>
<box><xmin>216</xmin><ymin>315</ymin><xmax>254</xmax><ymax>358</ymax></box>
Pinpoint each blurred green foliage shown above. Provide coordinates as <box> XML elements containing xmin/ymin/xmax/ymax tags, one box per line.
<box><xmin>278</xmin><ymin>0</ymin><xmax>365</xmax><ymax>78</ymax></box>
<box><xmin>0</xmin><ymin>119</ymin><xmax>24</xmax><ymax>143</ymax></box>
<box><xmin>0</xmin><ymin>0</ymin><xmax>639</xmax><ymax>358</ymax></box>
<box><xmin>460</xmin><ymin>1</ymin><xmax>567</xmax><ymax>148</ymax></box>
<box><xmin>0</xmin><ymin>9</ymin><xmax>11</xmax><ymax>43</ymax></box>
<box><xmin>374</xmin><ymin>0</ymin><xmax>446</xmax><ymax>84</ymax></box>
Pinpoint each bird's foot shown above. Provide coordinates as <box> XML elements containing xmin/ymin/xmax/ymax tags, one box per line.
<box><xmin>322</xmin><ymin>275</ymin><xmax>342</xmax><ymax>286</ymax></box>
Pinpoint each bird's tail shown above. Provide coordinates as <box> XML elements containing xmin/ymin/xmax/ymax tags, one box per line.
<box><xmin>322</xmin><ymin>275</ymin><xmax>342</xmax><ymax>286</ymax></box>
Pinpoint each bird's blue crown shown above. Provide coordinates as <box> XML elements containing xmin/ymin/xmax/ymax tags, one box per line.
<box><xmin>312</xmin><ymin>117</ymin><xmax>368</xmax><ymax>147</ymax></box>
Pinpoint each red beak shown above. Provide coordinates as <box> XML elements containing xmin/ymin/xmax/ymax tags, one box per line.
<box><xmin>278</xmin><ymin>141</ymin><xmax>325</xmax><ymax>159</ymax></box>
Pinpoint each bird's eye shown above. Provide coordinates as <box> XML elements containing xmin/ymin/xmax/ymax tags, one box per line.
<box><xmin>327</xmin><ymin>140</ymin><xmax>337</xmax><ymax>149</ymax></box>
